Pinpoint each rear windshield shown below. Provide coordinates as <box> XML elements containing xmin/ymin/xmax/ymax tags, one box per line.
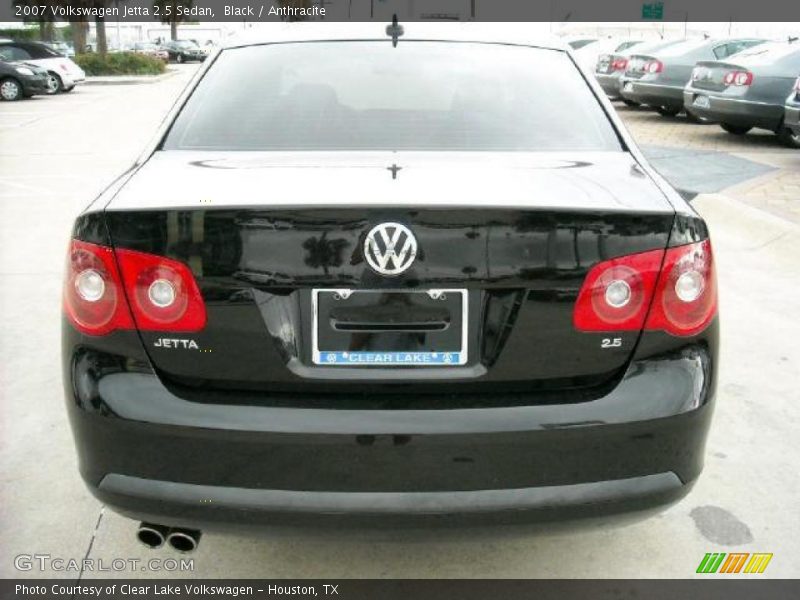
<box><xmin>655</xmin><ymin>39</ymin><xmax>710</xmax><ymax>57</ymax></box>
<box><xmin>163</xmin><ymin>41</ymin><xmax>621</xmax><ymax>152</ymax></box>
<box><xmin>732</xmin><ymin>42</ymin><xmax>800</xmax><ymax>66</ymax></box>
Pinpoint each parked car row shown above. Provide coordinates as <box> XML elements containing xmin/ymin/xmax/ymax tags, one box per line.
<box><xmin>0</xmin><ymin>37</ymin><xmax>212</xmax><ymax>101</ymax></box>
<box><xmin>593</xmin><ymin>36</ymin><xmax>800</xmax><ymax>147</ymax></box>
<box><xmin>0</xmin><ymin>40</ymin><xmax>85</xmax><ymax>99</ymax></box>
<box><xmin>127</xmin><ymin>40</ymin><xmax>211</xmax><ymax>63</ymax></box>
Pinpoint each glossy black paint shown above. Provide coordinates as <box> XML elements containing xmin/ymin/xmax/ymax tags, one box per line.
<box><xmin>98</xmin><ymin>208</ymin><xmax>674</xmax><ymax>392</ymax></box>
<box><xmin>63</xmin><ymin>185</ymin><xmax>718</xmax><ymax>527</ymax></box>
<box><xmin>64</xmin><ymin>318</ymin><xmax>717</xmax><ymax>526</ymax></box>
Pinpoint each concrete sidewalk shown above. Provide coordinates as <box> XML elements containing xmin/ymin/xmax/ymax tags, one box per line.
<box><xmin>84</xmin><ymin>69</ymin><xmax>180</xmax><ymax>86</ymax></box>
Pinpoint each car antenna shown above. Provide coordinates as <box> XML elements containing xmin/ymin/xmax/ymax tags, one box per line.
<box><xmin>386</xmin><ymin>14</ymin><xmax>404</xmax><ymax>48</ymax></box>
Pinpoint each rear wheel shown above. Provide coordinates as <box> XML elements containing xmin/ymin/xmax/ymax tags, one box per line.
<box><xmin>622</xmin><ymin>99</ymin><xmax>639</xmax><ymax>107</ymax></box>
<box><xmin>62</xmin><ymin>85</ymin><xmax>75</xmax><ymax>93</ymax></box>
<box><xmin>45</xmin><ymin>72</ymin><xmax>63</xmax><ymax>95</ymax></box>
<box><xmin>0</xmin><ymin>77</ymin><xmax>23</xmax><ymax>101</ymax></box>
<box><xmin>657</xmin><ymin>106</ymin><xmax>682</xmax><ymax>117</ymax></box>
<box><xmin>720</xmin><ymin>123</ymin><xmax>752</xmax><ymax>135</ymax></box>
<box><xmin>778</xmin><ymin>126</ymin><xmax>800</xmax><ymax>149</ymax></box>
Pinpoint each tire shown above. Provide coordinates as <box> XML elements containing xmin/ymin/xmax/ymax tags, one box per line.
<box><xmin>720</xmin><ymin>123</ymin><xmax>752</xmax><ymax>135</ymax></box>
<box><xmin>0</xmin><ymin>77</ymin><xmax>23</xmax><ymax>101</ymax></box>
<box><xmin>657</xmin><ymin>106</ymin><xmax>681</xmax><ymax>117</ymax></box>
<box><xmin>62</xmin><ymin>85</ymin><xmax>75</xmax><ymax>93</ymax></box>
<box><xmin>45</xmin><ymin>72</ymin><xmax>62</xmax><ymax>95</ymax></box>
<box><xmin>778</xmin><ymin>126</ymin><xmax>800</xmax><ymax>149</ymax></box>
<box><xmin>622</xmin><ymin>99</ymin><xmax>640</xmax><ymax>107</ymax></box>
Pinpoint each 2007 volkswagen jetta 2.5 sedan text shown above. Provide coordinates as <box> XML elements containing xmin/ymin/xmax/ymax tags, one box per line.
<box><xmin>62</xmin><ymin>24</ymin><xmax>718</xmax><ymax>551</ymax></box>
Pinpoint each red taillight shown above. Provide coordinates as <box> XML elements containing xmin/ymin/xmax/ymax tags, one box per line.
<box><xmin>116</xmin><ymin>248</ymin><xmax>206</xmax><ymax>332</ymax></box>
<box><xmin>573</xmin><ymin>248</ymin><xmax>664</xmax><ymax>332</ymax></box>
<box><xmin>63</xmin><ymin>240</ymin><xmax>206</xmax><ymax>335</ymax></box>
<box><xmin>574</xmin><ymin>239</ymin><xmax>717</xmax><ymax>337</ymax></box>
<box><xmin>64</xmin><ymin>240</ymin><xmax>134</xmax><ymax>335</ymax></box>
<box><xmin>644</xmin><ymin>60</ymin><xmax>663</xmax><ymax>74</ymax></box>
<box><xmin>645</xmin><ymin>239</ymin><xmax>717</xmax><ymax>337</ymax></box>
<box><xmin>723</xmin><ymin>70</ymin><xmax>753</xmax><ymax>86</ymax></box>
<box><xmin>611</xmin><ymin>58</ymin><xmax>628</xmax><ymax>71</ymax></box>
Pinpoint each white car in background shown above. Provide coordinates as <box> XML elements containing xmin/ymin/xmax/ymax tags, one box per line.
<box><xmin>0</xmin><ymin>41</ymin><xmax>85</xmax><ymax>94</ymax></box>
<box><xmin>572</xmin><ymin>37</ymin><xmax>644</xmax><ymax>71</ymax></box>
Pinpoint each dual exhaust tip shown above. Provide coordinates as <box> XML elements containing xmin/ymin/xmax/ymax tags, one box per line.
<box><xmin>137</xmin><ymin>523</ymin><xmax>201</xmax><ymax>553</ymax></box>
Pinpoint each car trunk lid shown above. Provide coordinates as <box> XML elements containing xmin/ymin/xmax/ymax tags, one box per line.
<box><xmin>103</xmin><ymin>151</ymin><xmax>675</xmax><ymax>399</ymax></box>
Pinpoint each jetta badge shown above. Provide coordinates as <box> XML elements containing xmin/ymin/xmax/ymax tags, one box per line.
<box><xmin>364</xmin><ymin>222</ymin><xmax>418</xmax><ymax>276</ymax></box>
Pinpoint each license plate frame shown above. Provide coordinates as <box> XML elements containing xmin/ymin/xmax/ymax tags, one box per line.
<box><xmin>311</xmin><ymin>289</ymin><xmax>468</xmax><ymax>367</ymax></box>
<box><xmin>623</xmin><ymin>82</ymin><xmax>634</xmax><ymax>92</ymax></box>
<box><xmin>693</xmin><ymin>95</ymin><xmax>710</xmax><ymax>109</ymax></box>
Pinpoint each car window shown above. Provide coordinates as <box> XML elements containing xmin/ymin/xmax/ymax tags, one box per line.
<box><xmin>568</xmin><ymin>39</ymin><xmax>596</xmax><ymax>50</ymax></box>
<box><xmin>615</xmin><ymin>41</ymin><xmax>640</xmax><ymax>52</ymax></box>
<box><xmin>0</xmin><ymin>45</ymin><xmax>32</xmax><ymax>61</ymax></box>
<box><xmin>164</xmin><ymin>41</ymin><xmax>622</xmax><ymax>152</ymax></box>
<box><xmin>714</xmin><ymin>40</ymin><xmax>763</xmax><ymax>59</ymax></box>
<box><xmin>23</xmin><ymin>43</ymin><xmax>60</xmax><ymax>59</ymax></box>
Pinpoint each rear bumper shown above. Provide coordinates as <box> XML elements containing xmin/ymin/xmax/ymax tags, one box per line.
<box><xmin>683</xmin><ymin>90</ymin><xmax>785</xmax><ymax>131</ymax></box>
<box><xmin>20</xmin><ymin>75</ymin><xmax>49</xmax><ymax>95</ymax></box>
<box><xmin>96</xmin><ymin>472</ymin><xmax>690</xmax><ymax>529</ymax></box>
<box><xmin>785</xmin><ymin>101</ymin><xmax>800</xmax><ymax>134</ymax></box>
<box><xmin>596</xmin><ymin>73</ymin><xmax>623</xmax><ymax>98</ymax></box>
<box><xmin>620</xmin><ymin>80</ymin><xmax>685</xmax><ymax>108</ymax></box>
<box><xmin>65</xmin><ymin>324</ymin><xmax>718</xmax><ymax>528</ymax></box>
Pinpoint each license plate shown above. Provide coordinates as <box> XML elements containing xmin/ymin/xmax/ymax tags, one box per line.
<box><xmin>312</xmin><ymin>289</ymin><xmax>468</xmax><ymax>366</ymax></box>
<box><xmin>623</xmin><ymin>82</ymin><xmax>633</xmax><ymax>92</ymax></box>
<box><xmin>693</xmin><ymin>95</ymin><xmax>710</xmax><ymax>109</ymax></box>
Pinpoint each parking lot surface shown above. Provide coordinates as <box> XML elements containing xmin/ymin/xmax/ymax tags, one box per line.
<box><xmin>1</xmin><ymin>65</ymin><xmax>798</xmax><ymax>579</ymax></box>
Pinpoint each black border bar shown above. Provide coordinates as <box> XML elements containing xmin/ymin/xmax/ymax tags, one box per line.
<box><xmin>3</xmin><ymin>579</ymin><xmax>800</xmax><ymax>600</ymax></box>
<box><xmin>2</xmin><ymin>0</ymin><xmax>800</xmax><ymax>23</ymax></box>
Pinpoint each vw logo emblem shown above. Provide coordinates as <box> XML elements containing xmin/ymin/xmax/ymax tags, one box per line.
<box><xmin>364</xmin><ymin>222</ymin><xmax>418</xmax><ymax>276</ymax></box>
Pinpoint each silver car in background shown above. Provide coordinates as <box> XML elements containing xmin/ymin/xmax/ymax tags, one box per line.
<box><xmin>595</xmin><ymin>39</ymin><xmax>681</xmax><ymax>104</ymax></box>
<box><xmin>685</xmin><ymin>41</ymin><xmax>800</xmax><ymax>147</ymax></box>
<box><xmin>620</xmin><ymin>38</ymin><xmax>766</xmax><ymax>119</ymax></box>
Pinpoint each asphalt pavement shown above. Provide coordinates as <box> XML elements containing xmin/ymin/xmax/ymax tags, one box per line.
<box><xmin>1</xmin><ymin>64</ymin><xmax>798</xmax><ymax>579</ymax></box>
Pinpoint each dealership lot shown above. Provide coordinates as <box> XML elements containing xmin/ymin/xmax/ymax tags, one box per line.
<box><xmin>1</xmin><ymin>65</ymin><xmax>798</xmax><ymax>578</ymax></box>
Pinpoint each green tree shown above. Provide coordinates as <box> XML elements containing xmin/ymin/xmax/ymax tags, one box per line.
<box><xmin>153</xmin><ymin>0</ymin><xmax>193</xmax><ymax>41</ymax></box>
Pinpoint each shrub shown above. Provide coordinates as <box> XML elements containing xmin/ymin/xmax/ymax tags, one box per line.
<box><xmin>0</xmin><ymin>27</ymin><xmax>40</xmax><ymax>41</ymax></box>
<box><xmin>74</xmin><ymin>52</ymin><xmax>166</xmax><ymax>76</ymax></box>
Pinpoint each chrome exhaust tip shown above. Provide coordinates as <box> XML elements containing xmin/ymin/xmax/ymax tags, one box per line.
<box><xmin>136</xmin><ymin>523</ymin><xmax>168</xmax><ymax>549</ymax></box>
<box><xmin>166</xmin><ymin>528</ymin><xmax>201</xmax><ymax>553</ymax></box>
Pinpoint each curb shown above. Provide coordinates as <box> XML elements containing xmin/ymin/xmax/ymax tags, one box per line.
<box><xmin>84</xmin><ymin>69</ymin><xmax>179</xmax><ymax>86</ymax></box>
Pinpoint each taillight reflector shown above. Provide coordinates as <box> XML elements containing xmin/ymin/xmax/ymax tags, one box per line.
<box><xmin>573</xmin><ymin>248</ymin><xmax>664</xmax><ymax>332</ymax></box>
<box><xmin>63</xmin><ymin>240</ymin><xmax>134</xmax><ymax>335</ymax></box>
<box><xmin>644</xmin><ymin>239</ymin><xmax>717</xmax><ymax>336</ymax></box>
<box><xmin>611</xmin><ymin>58</ymin><xmax>628</xmax><ymax>71</ymax></box>
<box><xmin>644</xmin><ymin>60</ymin><xmax>663</xmax><ymax>74</ymax></box>
<box><xmin>116</xmin><ymin>248</ymin><xmax>206</xmax><ymax>332</ymax></box>
<box><xmin>63</xmin><ymin>240</ymin><xmax>206</xmax><ymax>335</ymax></box>
<box><xmin>574</xmin><ymin>240</ymin><xmax>717</xmax><ymax>337</ymax></box>
<box><xmin>723</xmin><ymin>70</ymin><xmax>753</xmax><ymax>86</ymax></box>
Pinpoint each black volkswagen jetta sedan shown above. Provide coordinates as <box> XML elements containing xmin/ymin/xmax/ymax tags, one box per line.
<box><xmin>63</xmin><ymin>24</ymin><xmax>718</xmax><ymax>552</ymax></box>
